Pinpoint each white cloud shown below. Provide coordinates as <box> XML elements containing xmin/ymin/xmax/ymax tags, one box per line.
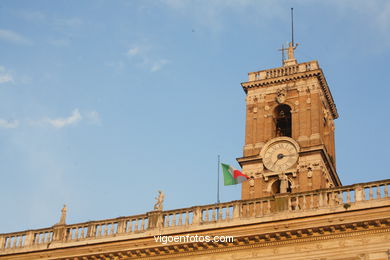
<box><xmin>0</xmin><ymin>119</ymin><xmax>19</xmax><ymax>129</ymax></box>
<box><xmin>126</xmin><ymin>45</ymin><xmax>170</xmax><ymax>72</ymax></box>
<box><xmin>0</xmin><ymin>29</ymin><xmax>32</xmax><ymax>45</ymax></box>
<box><xmin>45</xmin><ymin>109</ymin><xmax>82</xmax><ymax>128</ymax></box>
<box><xmin>151</xmin><ymin>59</ymin><xmax>170</xmax><ymax>72</ymax></box>
<box><xmin>0</xmin><ymin>66</ymin><xmax>14</xmax><ymax>84</ymax></box>
<box><xmin>127</xmin><ymin>47</ymin><xmax>140</xmax><ymax>56</ymax></box>
<box><xmin>328</xmin><ymin>0</ymin><xmax>390</xmax><ymax>32</ymax></box>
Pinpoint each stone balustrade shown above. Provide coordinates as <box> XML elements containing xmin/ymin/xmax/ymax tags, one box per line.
<box><xmin>248</xmin><ymin>60</ymin><xmax>319</xmax><ymax>81</ymax></box>
<box><xmin>1</xmin><ymin>179</ymin><xmax>389</xmax><ymax>254</ymax></box>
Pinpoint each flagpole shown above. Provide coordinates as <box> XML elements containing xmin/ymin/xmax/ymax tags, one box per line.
<box><xmin>217</xmin><ymin>155</ymin><xmax>220</xmax><ymax>204</ymax></box>
<box><xmin>291</xmin><ymin>7</ymin><xmax>294</xmax><ymax>46</ymax></box>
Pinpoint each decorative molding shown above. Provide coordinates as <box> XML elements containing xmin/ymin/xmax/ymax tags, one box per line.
<box><xmin>51</xmin><ymin>219</ymin><xmax>390</xmax><ymax>259</ymax></box>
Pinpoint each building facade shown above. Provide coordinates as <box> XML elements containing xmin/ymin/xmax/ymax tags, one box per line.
<box><xmin>1</xmin><ymin>45</ymin><xmax>389</xmax><ymax>260</ymax></box>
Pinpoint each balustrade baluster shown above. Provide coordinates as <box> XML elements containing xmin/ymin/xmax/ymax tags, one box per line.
<box><xmin>245</xmin><ymin>203</ymin><xmax>249</xmax><ymax>217</ymax></box>
<box><xmin>385</xmin><ymin>184</ymin><xmax>389</xmax><ymax>197</ymax></box>
<box><xmin>310</xmin><ymin>194</ymin><xmax>314</xmax><ymax>209</ymax></box>
<box><xmin>218</xmin><ymin>207</ymin><xmax>223</xmax><ymax>220</ymax></box>
<box><xmin>164</xmin><ymin>215</ymin><xmax>169</xmax><ymax>227</ymax></box>
<box><xmin>346</xmin><ymin>190</ymin><xmax>351</xmax><ymax>203</ymax></box>
<box><xmin>267</xmin><ymin>200</ymin><xmax>271</xmax><ymax>214</ymax></box>
<box><xmin>211</xmin><ymin>208</ymin><xmax>216</xmax><ymax>221</ymax></box>
<box><xmin>303</xmin><ymin>195</ymin><xmax>307</xmax><ymax>210</ymax></box>
<box><xmin>295</xmin><ymin>197</ymin><xmax>299</xmax><ymax>211</ymax></box>
<box><xmin>140</xmin><ymin>218</ymin><xmax>145</xmax><ymax>231</ymax></box>
<box><xmin>74</xmin><ymin>228</ymin><xmax>79</xmax><ymax>240</ymax></box>
<box><xmin>102</xmin><ymin>225</ymin><xmax>107</xmax><ymax>236</ymax></box>
<box><xmin>203</xmin><ymin>209</ymin><xmax>208</xmax><ymax>223</ymax></box>
<box><xmin>369</xmin><ymin>186</ymin><xmax>373</xmax><ymax>200</ymax></box>
<box><xmin>225</xmin><ymin>207</ymin><xmax>229</xmax><ymax>220</ymax></box>
<box><xmin>134</xmin><ymin>218</ymin><xmax>139</xmax><ymax>231</ymax></box>
<box><xmin>185</xmin><ymin>211</ymin><xmax>190</xmax><ymax>225</ymax></box>
<box><xmin>80</xmin><ymin>227</ymin><xmax>85</xmax><ymax>239</ymax></box>
<box><xmin>328</xmin><ymin>192</ymin><xmax>334</xmax><ymax>206</ymax></box>
<box><xmin>96</xmin><ymin>225</ymin><xmax>101</xmax><ymax>237</ymax></box>
<box><xmin>111</xmin><ymin>223</ymin><xmax>116</xmax><ymax>234</ymax></box>
<box><xmin>171</xmin><ymin>214</ymin><xmax>176</xmax><ymax>227</ymax></box>
<box><xmin>259</xmin><ymin>201</ymin><xmax>263</xmax><ymax>216</ymax></box>
<box><xmin>319</xmin><ymin>192</ymin><xmax>323</xmax><ymax>207</ymax></box>
<box><xmin>337</xmin><ymin>191</ymin><xmax>342</xmax><ymax>204</ymax></box>
<box><xmin>6</xmin><ymin>237</ymin><xmax>11</xmax><ymax>248</ymax></box>
<box><xmin>376</xmin><ymin>185</ymin><xmax>381</xmax><ymax>199</ymax></box>
<box><xmin>5</xmin><ymin>236</ymin><xmax>10</xmax><ymax>248</ymax></box>
<box><xmin>178</xmin><ymin>212</ymin><xmax>183</xmax><ymax>226</ymax></box>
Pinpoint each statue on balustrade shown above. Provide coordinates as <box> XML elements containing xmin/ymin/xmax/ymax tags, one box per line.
<box><xmin>154</xmin><ymin>191</ymin><xmax>164</xmax><ymax>211</ymax></box>
<box><xmin>57</xmin><ymin>204</ymin><xmax>67</xmax><ymax>225</ymax></box>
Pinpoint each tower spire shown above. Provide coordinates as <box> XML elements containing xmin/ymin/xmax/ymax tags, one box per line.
<box><xmin>280</xmin><ymin>8</ymin><xmax>299</xmax><ymax>66</ymax></box>
<box><xmin>291</xmin><ymin>8</ymin><xmax>294</xmax><ymax>46</ymax></box>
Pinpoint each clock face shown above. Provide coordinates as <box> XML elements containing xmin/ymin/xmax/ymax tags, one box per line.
<box><xmin>263</xmin><ymin>140</ymin><xmax>298</xmax><ymax>172</ymax></box>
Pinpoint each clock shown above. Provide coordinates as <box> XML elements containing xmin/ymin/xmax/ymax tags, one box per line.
<box><xmin>261</xmin><ymin>137</ymin><xmax>299</xmax><ymax>172</ymax></box>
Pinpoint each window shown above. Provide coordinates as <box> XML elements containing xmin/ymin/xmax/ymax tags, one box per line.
<box><xmin>274</xmin><ymin>104</ymin><xmax>292</xmax><ymax>137</ymax></box>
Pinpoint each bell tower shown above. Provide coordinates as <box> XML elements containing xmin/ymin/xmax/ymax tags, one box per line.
<box><xmin>238</xmin><ymin>43</ymin><xmax>340</xmax><ymax>200</ymax></box>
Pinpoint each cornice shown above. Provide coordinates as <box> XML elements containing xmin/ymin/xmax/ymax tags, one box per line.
<box><xmin>241</xmin><ymin>69</ymin><xmax>338</xmax><ymax>119</ymax></box>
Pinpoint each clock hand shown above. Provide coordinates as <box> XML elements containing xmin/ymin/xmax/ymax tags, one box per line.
<box><xmin>284</xmin><ymin>154</ymin><xmax>297</xmax><ymax>157</ymax></box>
<box><xmin>272</xmin><ymin>153</ymin><xmax>284</xmax><ymax>167</ymax></box>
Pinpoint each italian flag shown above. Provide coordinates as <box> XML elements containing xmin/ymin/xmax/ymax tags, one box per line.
<box><xmin>221</xmin><ymin>163</ymin><xmax>249</xmax><ymax>186</ymax></box>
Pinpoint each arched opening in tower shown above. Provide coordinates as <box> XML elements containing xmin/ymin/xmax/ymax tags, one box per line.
<box><xmin>274</xmin><ymin>104</ymin><xmax>292</xmax><ymax>137</ymax></box>
<box><xmin>271</xmin><ymin>179</ymin><xmax>292</xmax><ymax>194</ymax></box>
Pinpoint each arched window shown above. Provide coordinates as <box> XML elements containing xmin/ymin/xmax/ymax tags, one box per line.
<box><xmin>274</xmin><ymin>104</ymin><xmax>292</xmax><ymax>137</ymax></box>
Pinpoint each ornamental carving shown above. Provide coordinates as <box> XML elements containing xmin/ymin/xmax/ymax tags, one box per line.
<box><xmin>276</xmin><ymin>88</ymin><xmax>287</xmax><ymax>104</ymax></box>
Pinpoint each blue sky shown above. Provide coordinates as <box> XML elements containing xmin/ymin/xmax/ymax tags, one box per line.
<box><xmin>0</xmin><ymin>0</ymin><xmax>389</xmax><ymax>233</ymax></box>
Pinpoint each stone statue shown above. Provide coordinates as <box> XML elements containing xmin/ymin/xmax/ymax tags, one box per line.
<box><xmin>154</xmin><ymin>191</ymin><xmax>164</xmax><ymax>211</ymax></box>
<box><xmin>287</xmin><ymin>42</ymin><xmax>298</xmax><ymax>60</ymax></box>
<box><xmin>58</xmin><ymin>204</ymin><xmax>67</xmax><ymax>225</ymax></box>
<box><xmin>279</xmin><ymin>174</ymin><xmax>289</xmax><ymax>193</ymax></box>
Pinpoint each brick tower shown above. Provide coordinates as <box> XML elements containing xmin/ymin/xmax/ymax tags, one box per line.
<box><xmin>238</xmin><ymin>43</ymin><xmax>341</xmax><ymax>199</ymax></box>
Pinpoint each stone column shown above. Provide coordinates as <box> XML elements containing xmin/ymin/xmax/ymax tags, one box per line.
<box><xmin>355</xmin><ymin>185</ymin><xmax>364</xmax><ymax>202</ymax></box>
<box><xmin>191</xmin><ymin>206</ymin><xmax>201</xmax><ymax>225</ymax></box>
<box><xmin>116</xmin><ymin>219</ymin><xmax>126</xmax><ymax>234</ymax></box>
<box><xmin>232</xmin><ymin>201</ymin><xmax>241</xmax><ymax>219</ymax></box>
<box><xmin>0</xmin><ymin>234</ymin><xmax>4</xmax><ymax>249</ymax></box>
<box><xmin>24</xmin><ymin>231</ymin><xmax>34</xmax><ymax>247</ymax></box>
